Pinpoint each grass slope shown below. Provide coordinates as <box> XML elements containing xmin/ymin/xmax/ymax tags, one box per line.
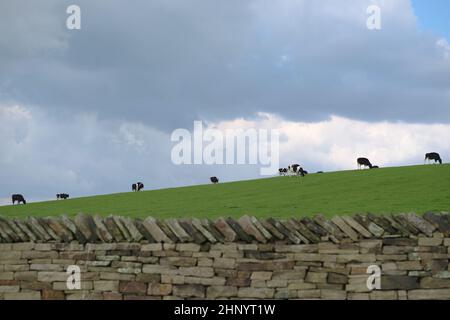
<box><xmin>1</xmin><ymin>165</ymin><xmax>449</xmax><ymax>219</ymax></box>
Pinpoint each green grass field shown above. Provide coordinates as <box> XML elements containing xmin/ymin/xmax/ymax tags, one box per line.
<box><xmin>1</xmin><ymin>165</ymin><xmax>449</xmax><ymax>219</ymax></box>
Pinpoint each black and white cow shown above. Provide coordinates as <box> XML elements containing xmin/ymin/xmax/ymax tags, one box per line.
<box><xmin>12</xmin><ymin>194</ymin><xmax>26</xmax><ymax>205</ymax></box>
<box><xmin>210</xmin><ymin>177</ymin><xmax>219</xmax><ymax>184</ymax></box>
<box><xmin>425</xmin><ymin>152</ymin><xmax>442</xmax><ymax>164</ymax></box>
<box><xmin>288</xmin><ymin>164</ymin><xmax>307</xmax><ymax>177</ymax></box>
<box><xmin>132</xmin><ymin>182</ymin><xmax>144</xmax><ymax>192</ymax></box>
<box><xmin>278</xmin><ymin>168</ymin><xmax>288</xmax><ymax>176</ymax></box>
<box><xmin>57</xmin><ymin>193</ymin><xmax>70</xmax><ymax>200</ymax></box>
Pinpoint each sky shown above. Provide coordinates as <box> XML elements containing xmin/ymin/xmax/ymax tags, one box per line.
<box><xmin>1</xmin><ymin>0</ymin><xmax>450</xmax><ymax>205</ymax></box>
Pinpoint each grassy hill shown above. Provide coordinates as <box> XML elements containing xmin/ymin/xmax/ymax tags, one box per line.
<box><xmin>1</xmin><ymin>164</ymin><xmax>449</xmax><ymax>219</ymax></box>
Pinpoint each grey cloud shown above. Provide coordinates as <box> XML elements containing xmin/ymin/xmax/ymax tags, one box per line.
<box><xmin>1</xmin><ymin>0</ymin><xmax>450</xmax><ymax>131</ymax></box>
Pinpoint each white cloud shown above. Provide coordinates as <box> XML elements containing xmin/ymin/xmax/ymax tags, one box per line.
<box><xmin>212</xmin><ymin>113</ymin><xmax>450</xmax><ymax>171</ymax></box>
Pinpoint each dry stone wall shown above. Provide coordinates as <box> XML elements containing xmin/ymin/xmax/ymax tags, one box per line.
<box><xmin>0</xmin><ymin>213</ymin><xmax>449</xmax><ymax>300</ymax></box>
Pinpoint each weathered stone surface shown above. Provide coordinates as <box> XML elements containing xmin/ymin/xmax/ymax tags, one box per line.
<box><xmin>46</xmin><ymin>218</ymin><xmax>73</xmax><ymax>242</ymax></box>
<box><xmin>226</xmin><ymin>218</ymin><xmax>254</xmax><ymax>243</ymax></box>
<box><xmin>60</xmin><ymin>215</ymin><xmax>87</xmax><ymax>243</ymax></box>
<box><xmin>92</xmin><ymin>215</ymin><xmax>114</xmax><ymax>242</ymax></box>
<box><xmin>423</xmin><ymin>212</ymin><xmax>450</xmax><ymax>236</ymax></box>
<box><xmin>404</xmin><ymin>213</ymin><xmax>436</xmax><ymax>237</ymax></box>
<box><xmin>420</xmin><ymin>277</ymin><xmax>450</xmax><ymax>289</ymax></box>
<box><xmin>260</xmin><ymin>219</ymin><xmax>285</xmax><ymax>240</ymax></box>
<box><xmin>165</xmin><ymin>219</ymin><xmax>192</xmax><ymax>243</ymax></box>
<box><xmin>207</xmin><ymin>286</ymin><xmax>238</xmax><ymax>299</ymax></box>
<box><xmin>341</xmin><ymin>216</ymin><xmax>372</xmax><ymax>238</ymax></box>
<box><xmin>74</xmin><ymin>213</ymin><xmax>98</xmax><ymax>242</ymax></box>
<box><xmin>119</xmin><ymin>281</ymin><xmax>147</xmax><ymax>294</ymax></box>
<box><xmin>291</xmin><ymin>219</ymin><xmax>321</xmax><ymax>243</ymax></box>
<box><xmin>178</xmin><ymin>219</ymin><xmax>207</xmax><ymax>244</ymax></box>
<box><xmin>173</xmin><ymin>284</ymin><xmax>205</xmax><ymax>298</ymax></box>
<box><xmin>238</xmin><ymin>287</ymin><xmax>274</xmax><ymax>299</ymax></box>
<box><xmin>148</xmin><ymin>283</ymin><xmax>172</xmax><ymax>295</ymax></box>
<box><xmin>331</xmin><ymin>216</ymin><xmax>359</xmax><ymax>241</ymax></box>
<box><xmin>354</xmin><ymin>214</ymin><xmax>384</xmax><ymax>237</ymax></box>
<box><xmin>214</xmin><ymin>218</ymin><xmax>238</xmax><ymax>242</ymax></box>
<box><xmin>142</xmin><ymin>217</ymin><xmax>172</xmax><ymax>243</ymax></box>
<box><xmin>238</xmin><ymin>216</ymin><xmax>267</xmax><ymax>243</ymax></box>
<box><xmin>191</xmin><ymin>218</ymin><xmax>217</xmax><ymax>243</ymax></box>
<box><xmin>408</xmin><ymin>289</ymin><xmax>450</xmax><ymax>300</ymax></box>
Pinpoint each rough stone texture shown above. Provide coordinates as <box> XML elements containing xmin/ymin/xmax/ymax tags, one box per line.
<box><xmin>0</xmin><ymin>213</ymin><xmax>449</xmax><ymax>300</ymax></box>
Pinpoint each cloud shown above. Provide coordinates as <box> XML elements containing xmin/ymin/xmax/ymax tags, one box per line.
<box><xmin>0</xmin><ymin>0</ymin><xmax>450</xmax><ymax>129</ymax></box>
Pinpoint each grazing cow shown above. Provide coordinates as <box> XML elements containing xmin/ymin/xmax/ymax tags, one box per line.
<box><xmin>12</xmin><ymin>194</ymin><xmax>26</xmax><ymax>205</ymax></box>
<box><xmin>288</xmin><ymin>164</ymin><xmax>308</xmax><ymax>177</ymax></box>
<box><xmin>210</xmin><ymin>177</ymin><xmax>219</xmax><ymax>184</ymax></box>
<box><xmin>425</xmin><ymin>152</ymin><xmax>442</xmax><ymax>164</ymax></box>
<box><xmin>57</xmin><ymin>193</ymin><xmax>70</xmax><ymax>200</ymax></box>
<box><xmin>132</xmin><ymin>182</ymin><xmax>144</xmax><ymax>192</ymax></box>
<box><xmin>357</xmin><ymin>157</ymin><xmax>373</xmax><ymax>169</ymax></box>
<box><xmin>278</xmin><ymin>168</ymin><xmax>288</xmax><ymax>176</ymax></box>
<box><xmin>317</xmin><ymin>171</ymin><xmax>324</xmax><ymax>174</ymax></box>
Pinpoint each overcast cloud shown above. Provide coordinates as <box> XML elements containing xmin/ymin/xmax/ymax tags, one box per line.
<box><xmin>0</xmin><ymin>0</ymin><xmax>449</xmax><ymax>204</ymax></box>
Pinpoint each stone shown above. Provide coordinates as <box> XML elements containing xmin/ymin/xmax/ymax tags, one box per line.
<box><xmin>341</xmin><ymin>216</ymin><xmax>372</xmax><ymax>238</ymax></box>
<box><xmin>165</xmin><ymin>219</ymin><xmax>192</xmax><ymax>242</ymax></box>
<box><xmin>119</xmin><ymin>281</ymin><xmax>147</xmax><ymax>294</ymax></box>
<box><xmin>423</xmin><ymin>212</ymin><xmax>450</xmax><ymax>236</ymax></box>
<box><xmin>290</xmin><ymin>219</ymin><xmax>321</xmax><ymax>243</ymax></box>
<box><xmin>268</xmin><ymin>218</ymin><xmax>301</xmax><ymax>244</ymax></box>
<box><xmin>260</xmin><ymin>219</ymin><xmax>285</xmax><ymax>240</ymax></box>
<box><xmin>92</xmin><ymin>215</ymin><xmax>114</xmax><ymax>242</ymax></box>
<box><xmin>148</xmin><ymin>283</ymin><xmax>172</xmax><ymax>295</ymax></box>
<box><xmin>305</xmin><ymin>272</ymin><xmax>327</xmax><ymax>284</ymax></box>
<box><xmin>251</xmin><ymin>271</ymin><xmax>272</xmax><ymax>281</ymax></box>
<box><xmin>42</xmin><ymin>289</ymin><xmax>65</xmax><ymax>300</ymax></box>
<box><xmin>121</xmin><ymin>217</ymin><xmax>144</xmax><ymax>242</ymax></box>
<box><xmin>74</xmin><ymin>213</ymin><xmax>98</xmax><ymax>242</ymax></box>
<box><xmin>328</xmin><ymin>273</ymin><xmax>348</xmax><ymax>284</ymax></box>
<box><xmin>191</xmin><ymin>218</ymin><xmax>217</xmax><ymax>243</ymax></box>
<box><xmin>112</xmin><ymin>216</ymin><xmax>132</xmax><ymax>241</ymax></box>
<box><xmin>200</xmin><ymin>219</ymin><xmax>225</xmax><ymax>243</ymax></box>
<box><xmin>45</xmin><ymin>218</ymin><xmax>73</xmax><ymax>242</ymax></box>
<box><xmin>321</xmin><ymin>289</ymin><xmax>347</xmax><ymax>300</ymax></box>
<box><xmin>418</xmin><ymin>236</ymin><xmax>443</xmax><ymax>246</ymax></box>
<box><xmin>207</xmin><ymin>286</ymin><xmax>238</xmax><ymax>299</ymax></box>
<box><xmin>14</xmin><ymin>219</ymin><xmax>37</xmax><ymax>242</ymax></box>
<box><xmin>238</xmin><ymin>215</ymin><xmax>267</xmax><ymax>243</ymax></box>
<box><xmin>142</xmin><ymin>217</ymin><xmax>172</xmax><ymax>243</ymax></box>
<box><xmin>225</xmin><ymin>218</ymin><xmax>254</xmax><ymax>243</ymax></box>
<box><xmin>5</xmin><ymin>220</ymin><xmax>28</xmax><ymax>242</ymax></box>
<box><xmin>27</xmin><ymin>217</ymin><xmax>52</xmax><ymax>241</ymax></box>
<box><xmin>213</xmin><ymin>258</ymin><xmax>235</xmax><ymax>269</ymax></box>
<box><xmin>179</xmin><ymin>267</ymin><xmax>214</xmax><ymax>278</ymax></box>
<box><xmin>297</xmin><ymin>289</ymin><xmax>321</xmax><ymax>299</ymax></box>
<box><xmin>173</xmin><ymin>284</ymin><xmax>205</xmax><ymax>298</ymax></box>
<box><xmin>403</xmin><ymin>213</ymin><xmax>435</xmax><ymax>237</ymax></box>
<box><xmin>354</xmin><ymin>214</ymin><xmax>384</xmax><ymax>237</ymax></box>
<box><xmin>4</xmin><ymin>292</ymin><xmax>41</xmax><ymax>300</ymax></box>
<box><xmin>408</xmin><ymin>289</ymin><xmax>450</xmax><ymax>300</ymax></box>
<box><xmin>103</xmin><ymin>217</ymin><xmax>125</xmax><ymax>242</ymax></box>
<box><xmin>60</xmin><ymin>215</ymin><xmax>87</xmax><ymax>243</ymax></box>
<box><xmin>103</xmin><ymin>292</ymin><xmax>123</xmax><ymax>300</ymax></box>
<box><xmin>179</xmin><ymin>219</ymin><xmax>207</xmax><ymax>244</ymax></box>
<box><xmin>370</xmin><ymin>291</ymin><xmax>398</xmax><ymax>300</ymax></box>
<box><xmin>420</xmin><ymin>277</ymin><xmax>450</xmax><ymax>289</ymax></box>
<box><xmin>93</xmin><ymin>280</ymin><xmax>119</xmax><ymax>292</ymax></box>
<box><xmin>396</xmin><ymin>261</ymin><xmax>423</xmax><ymax>271</ymax></box>
<box><xmin>184</xmin><ymin>276</ymin><xmax>226</xmax><ymax>286</ymax></box>
<box><xmin>176</xmin><ymin>243</ymin><xmax>201</xmax><ymax>252</ymax></box>
<box><xmin>314</xmin><ymin>214</ymin><xmax>345</xmax><ymax>240</ymax></box>
<box><xmin>331</xmin><ymin>216</ymin><xmax>359</xmax><ymax>241</ymax></box>
<box><xmin>238</xmin><ymin>287</ymin><xmax>274</xmax><ymax>299</ymax></box>
<box><xmin>214</xmin><ymin>218</ymin><xmax>238</xmax><ymax>242</ymax></box>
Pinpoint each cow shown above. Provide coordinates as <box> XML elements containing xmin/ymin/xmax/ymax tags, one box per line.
<box><xmin>278</xmin><ymin>168</ymin><xmax>288</xmax><ymax>176</ymax></box>
<box><xmin>210</xmin><ymin>177</ymin><xmax>219</xmax><ymax>184</ymax></box>
<box><xmin>132</xmin><ymin>182</ymin><xmax>144</xmax><ymax>192</ymax></box>
<box><xmin>357</xmin><ymin>157</ymin><xmax>373</xmax><ymax>169</ymax></box>
<box><xmin>12</xmin><ymin>194</ymin><xmax>26</xmax><ymax>205</ymax></box>
<box><xmin>425</xmin><ymin>152</ymin><xmax>442</xmax><ymax>164</ymax></box>
<box><xmin>56</xmin><ymin>193</ymin><xmax>70</xmax><ymax>200</ymax></box>
<box><xmin>288</xmin><ymin>164</ymin><xmax>308</xmax><ymax>177</ymax></box>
